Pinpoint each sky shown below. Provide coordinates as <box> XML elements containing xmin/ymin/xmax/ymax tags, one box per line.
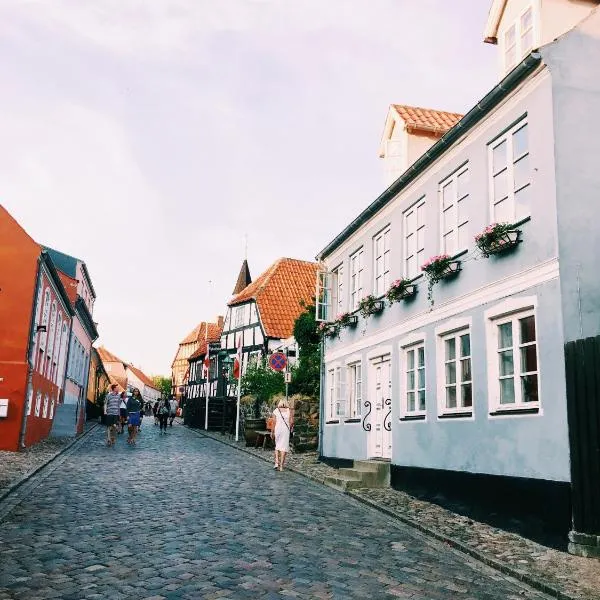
<box><xmin>0</xmin><ymin>0</ymin><xmax>497</xmax><ymax>376</ymax></box>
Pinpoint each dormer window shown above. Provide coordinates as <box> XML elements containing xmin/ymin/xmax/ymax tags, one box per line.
<box><xmin>502</xmin><ymin>4</ymin><xmax>537</xmax><ymax>74</ymax></box>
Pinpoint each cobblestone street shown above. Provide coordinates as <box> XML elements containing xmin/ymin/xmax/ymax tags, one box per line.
<box><xmin>0</xmin><ymin>423</ymin><xmax>554</xmax><ymax>600</ymax></box>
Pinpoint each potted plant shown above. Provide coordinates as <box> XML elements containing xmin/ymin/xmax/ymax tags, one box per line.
<box><xmin>358</xmin><ymin>294</ymin><xmax>385</xmax><ymax>319</ymax></box>
<box><xmin>385</xmin><ymin>278</ymin><xmax>417</xmax><ymax>305</ymax></box>
<box><xmin>475</xmin><ymin>222</ymin><xmax>522</xmax><ymax>257</ymax></box>
<box><xmin>319</xmin><ymin>321</ymin><xmax>340</xmax><ymax>338</ymax></box>
<box><xmin>421</xmin><ymin>254</ymin><xmax>461</xmax><ymax>305</ymax></box>
<box><xmin>337</xmin><ymin>312</ymin><xmax>359</xmax><ymax>329</ymax></box>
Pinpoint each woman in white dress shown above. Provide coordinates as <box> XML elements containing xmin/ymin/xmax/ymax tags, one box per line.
<box><xmin>272</xmin><ymin>399</ymin><xmax>293</xmax><ymax>472</ymax></box>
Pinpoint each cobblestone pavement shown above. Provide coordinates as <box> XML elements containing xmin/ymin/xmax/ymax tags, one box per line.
<box><xmin>200</xmin><ymin>429</ymin><xmax>600</xmax><ymax>600</ymax></box>
<box><xmin>0</xmin><ymin>422</ymin><xmax>557</xmax><ymax>600</ymax></box>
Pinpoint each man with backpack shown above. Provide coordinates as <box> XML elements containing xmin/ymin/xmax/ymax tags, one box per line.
<box><xmin>168</xmin><ymin>397</ymin><xmax>178</xmax><ymax>427</ymax></box>
<box><xmin>157</xmin><ymin>397</ymin><xmax>170</xmax><ymax>434</ymax></box>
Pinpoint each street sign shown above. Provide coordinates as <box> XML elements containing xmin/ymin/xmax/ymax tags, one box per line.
<box><xmin>269</xmin><ymin>352</ymin><xmax>287</xmax><ymax>372</ymax></box>
<box><xmin>284</xmin><ymin>372</ymin><xmax>292</xmax><ymax>383</ymax></box>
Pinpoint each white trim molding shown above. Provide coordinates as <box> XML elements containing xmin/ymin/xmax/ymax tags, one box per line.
<box><xmin>367</xmin><ymin>345</ymin><xmax>393</xmax><ymax>361</ymax></box>
<box><xmin>325</xmin><ymin>258</ymin><xmax>558</xmax><ymax>363</ymax></box>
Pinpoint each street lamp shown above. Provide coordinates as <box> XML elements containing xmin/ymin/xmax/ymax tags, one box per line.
<box><xmin>221</xmin><ymin>353</ymin><xmax>234</xmax><ymax>434</ymax></box>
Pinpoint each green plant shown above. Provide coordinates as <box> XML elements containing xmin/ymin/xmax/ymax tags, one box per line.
<box><xmin>475</xmin><ymin>222</ymin><xmax>520</xmax><ymax>257</ymax></box>
<box><xmin>358</xmin><ymin>295</ymin><xmax>384</xmax><ymax>319</ymax></box>
<box><xmin>336</xmin><ymin>312</ymin><xmax>358</xmax><ymax>328</ymax></box>
<box><xmin>291</xmin><ymin>302</ymin><xmax>321</xmax><ymax>398</ymax></box>
<box><xmin>421</xmin><ymin>254</ymin><xmax>460</xmax><ymax>306</ymax></box>
<box><xmin>385</xmin><ymin>278</ymin><xmax>416</xmax><ymax>304</ymax></box>
<box><xmin>240</xmin><ymin>361</ymin><xmax>285</xmax><ymax>415</ymax></box>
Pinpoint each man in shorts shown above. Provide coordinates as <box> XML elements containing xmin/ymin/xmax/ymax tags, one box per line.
<box><xmin>104</xmin><ymin>384</ymin><xmax>121</xmax><ymax>446</ymax></box>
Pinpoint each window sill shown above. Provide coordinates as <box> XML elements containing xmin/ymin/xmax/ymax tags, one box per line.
<box><xmin>399</xmin><ymin>414</ymin><xmax>426</xmax><ymax>421</ymax></box>
<box><xmin>325</xmin><ymin>420</ymin><xmax>340</xmax><ymax>425</ymax></box>
<box><xmin>344</xmin><ymin>418</ymin><xmax>361</xmax><ymax>423</ymax></box>
<box><xmin>489</xmin><ymin>406</ymin><xmax>539</xmax><ymax>416</ymax></box>
<box><xmin>438</xmin><ymin>411</ymin><xmax>473</xmax><ymax>420</ymax></box>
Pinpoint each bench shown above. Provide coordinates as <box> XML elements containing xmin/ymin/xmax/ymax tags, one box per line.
<box><xmin>255</xmin><ymin>429</ymin><xmax>273</xmax><ymax>450</ymax></box>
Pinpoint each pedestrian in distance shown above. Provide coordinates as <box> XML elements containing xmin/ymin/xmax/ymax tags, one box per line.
<box><xmin>153</xmin><ymin>400</ymin><xmax>160</xmax><ymax>426</ymax></box>
<box><xmin>104</xmin><ymin>384</ymin><xmax>121</xmax><ymax>447</ymax></box>
<box><xmin>139</xmin><ymin>400</ymin><xmax>145</xmax><ymax>431</ymax></box>
<box><xmin>118</xmin><ymin>392</ymin><xmax>128</xmax><ymax>434</ymax></box>
<box><xmin>157</xmin><ymin>397</ymin><xmax>170</xmax><ymax>434</ymax></box>
<box><xmin>127</xmin><ymin>388</ymin><xmax>143</xmax><ymax>445</ymax></box>
<box><xmin>168</xmin><ymin>397</ymin><xmax>178</xmax><ymax>427</ymax></box>
<box><xmin>271</xmin><ymin>399</ymin><xmax>293</xmax><ymax>472</ymax></box>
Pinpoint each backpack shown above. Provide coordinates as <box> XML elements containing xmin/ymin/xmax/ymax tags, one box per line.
<box><xmin>160</xmin><ymin>401</ymin><xmax>170</xmax><ymax>415</ymax></box>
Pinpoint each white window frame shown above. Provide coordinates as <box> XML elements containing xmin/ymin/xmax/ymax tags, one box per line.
<box><xmin>488</xmin><ymin>119</ymin><xmax>530</xmax><ymax>223</ymax></box>
<box><xmin>26</xmin><ymin>388</ymin><xmax>33</xmax><ymax>416</ymax></box>
<box><xmin>486</xmin><ymin>299</ymin><xmax>540</xmax><ymax>414</ymax></box>
<box><xmin>332</xmin><ymin>264</ymin><xmax>345</xmax><ymax>318</ymax></box>
<box><xmin>349</xmin><ymin>248</ymin><xmax>364</xmax><ymax>311</ymax></box>
<box><xmin>439</xmin><ymin>165</ymin><xmax>469</xmax><ymax>255</ymax></box>
<box><xmin>34</xmin><ymin>391</ymin><xmax>42</xmax><ymax>417</ymax></box>
<box><xmin>49</xmin><ymin>398</ymin><xmax>55</xmax><ymax>419</ymax></box>
<box><xmin>42</xmin><ymin>395</ymin><xmax>49</xmax><ymax>418</ymax></box>
<box><xmin>437</xmin><ymin>328</ymin><xmax>473</xmax><ymax>416</ymax></box>
<box><xmin>373</xmin><ymin>227</ymin><xmax>391</xmax><ymax>298</ymax></box>
<box><xmin>400</xmin><ymin>341</ymin><xmax>426</xmax><ymax>418</ymax></box>
<box><xmin>403</xmin><ymin>199</ymin><xmax>425</xmax><ymax>279</ymax></box>
<box><xmin>346</xmin><ymin>362</ymin><xmax>362</xmax><ymax>419</ymax></box>
<box><xmin>501</xmin><ymin>3</ymin><xmax>538</xmax><ymax>74</ymax></box>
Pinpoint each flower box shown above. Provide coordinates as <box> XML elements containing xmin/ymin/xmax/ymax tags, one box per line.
<box><xmin>421</xmin><ymin>255</ymin><xmax>462</xmax><ymax>305</ymax></box>
<box><xmin>386</xmin><ymin>279</ymin><xmax>417</xmax><ymax>304</ymax></box>
<box><xmin>358</xmin><ymin>295</ymin><xmax>385</xmax><ymax>319</ymax></box>
<box><xmin>475</xmin><ymin>223</ymin><xmax>522</xmax><ymax>258</ymax></box>
<box><xmin>337</xmin><ymin>313</ymin><xmax>359</xmax><ymax>328</ymax></box>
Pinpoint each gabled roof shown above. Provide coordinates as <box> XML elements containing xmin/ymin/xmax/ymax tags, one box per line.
<box><xmin>44</xmin><ymin>247</ymin><xmax>96</xmax><ymax>298</ymax></box>
<box><xmin>233</xmin><ymin>259</ymin><xmax>252</xmax><ymax>295</ymax></box>
<box><xmin>392</xmin><ymin>104</ymin><xmax>463</xmax><ymax>134</ymax></box>
<box><xmin>98</xmin><ymin>346</ymin><xmax>124</xmax><ymax>364</ymax></box>
<box><xmin>229</xmin><ymin>258</ymin><xmax>318</xmax><ymax>339</ymax></box>
<box><xmin>180</xmin><ymin>323</ymin><xmax>204</xmax><ymax>345</ymax></box>
<box><xmin>57</xmin><ymin>271</ymin><xmax>78</xmax><ymax>304</ymax></box>
<box><xmin>189</xmin><ymin>322</ymin><xmax>223</xmax><ymax>361</ymax></box>
<box><xmin>127</xmin><ymin>364</ymin><xmax>159</xmax><ymax>391</ymax></box>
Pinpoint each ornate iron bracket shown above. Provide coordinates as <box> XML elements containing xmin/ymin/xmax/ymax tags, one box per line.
<box><xmin>362</xmin><ymin>400</ymin><xmax>372</xmax><ymax>431</ymax></box>
<box><xmin>384</xmin><ymin>398</ymin><xmax>392</xmax><ymax>431</ymax></box>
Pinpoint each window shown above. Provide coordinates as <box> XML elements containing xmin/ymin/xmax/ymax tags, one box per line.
<box><xmin>49</xmin><ymin>398</ymin><xmax>55</xmax><ymax>419</ymax></box>
<box><xmin>440</xmin><ymin>330</ymin><xmax>472</xmax><ymax>414</ymax></box>
<box><xmin>489</xmin><ymin>121</ymin><xmax>530</xmax><ymax>222</ymax></box>
<box><xmin>332</xmin><ymin>265</ymin><xmax>345</xmax><ymax>317</ymax></box>
<box><xmin>503</xmin><ymin>5</ymin><xmax>536</xmax><ymax>74</ymax></box>
<box><xmin>404</xmin><ymin>200</ymin><xmax>425</xmax><ymax>279</ymax></box>
<box><xmin>248</xmin><ymin>351</ymin><xmax>261</xmax><ymax>366</ymax></box>
<box><xmin>34</xmin><ymin>392</ymin><xmax>42</xmax><ymax>417</ymax></box>
<box><xmin>234</xmin><ymin>305</ymin><xmax>244</xmax><ymax>328</ymax></box>
<box><xmin>39</xmin><ymin>288</ymin><xmax>51</xmax><ymax>353</ymax></box>
<box><xmin>347</xmin><ymin>362</ymin><xmax>362</xmax><ymax>419</ymax></box>
<box><xmin>492</xmin><ymin>311</ymin><xmax>539</xmax><ymax>410</ymax></box>
<box><xmin>349</xmin><ymin>249</ymin><xmax>364</xmax><ymax>311</ymax></box>
<box><xmin>440</xmin><ymin>167</ymin><xmax>469</xmax><ymax>255</ymax></box>
<box><xmin>402</xmin><ymin>343</ymin><xmax>426</xmax><ymax>416</ymax></box>
<box><xmin>373</xmin><ymin>228</ymin><xmax>391</xmax><ymax>297</ymax></box>
<box><xmin>42</xmin><ymin>395</ymin><xmax>49</xmax><ymax>418</ymax></box>
<box><xmin>327</xmin><ymin>367</ymin><xmax>344</xmax><ymax>420</ymax></box>
<box><xmin>46</xmin><ymin>301</ymin><xmax>57</xmax><ymax>375</ymax></box>
<box><xmin>26</xmin><ymin>388</ymin><xmax>33</xmax><ymax>416</ymax></box>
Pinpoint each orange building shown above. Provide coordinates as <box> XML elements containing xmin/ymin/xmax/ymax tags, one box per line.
<box><xmin>0</xmin><ymin>206</ymin><xmax>74</xmax><ymax>451</ymax></box>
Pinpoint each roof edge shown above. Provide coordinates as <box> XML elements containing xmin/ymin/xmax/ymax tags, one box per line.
<box><xmin>40</xmin><ymin>251</ymin><xmax>76</xmax><ymax>317</ymax></box>
<box><xmin>483</xmin><ymin>0</ymin><xmax>507</xmax><ymax>45</ymax></box>
<box><xmin>316</xmin><ymin>52</ymin><xmax>542</xmax><ymax>261</ymax></box>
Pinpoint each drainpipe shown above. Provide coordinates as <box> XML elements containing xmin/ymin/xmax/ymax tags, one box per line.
<box><xmin>318</xmin><ymin>336</ymin><xmax>325</xmax><ymax>459</ymax></box>
<box><xmin>19</xmin><ymin>258</ymin><xmax>43</xmax><ymax>450</ymax></box>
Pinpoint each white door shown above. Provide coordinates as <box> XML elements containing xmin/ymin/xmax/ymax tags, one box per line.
<box><xmin>367</xmin><ymin>356</ymin><xmax>392</xmax><ymax>459</ymax></box>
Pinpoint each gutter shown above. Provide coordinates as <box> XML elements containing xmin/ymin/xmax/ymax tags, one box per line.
<box><xmin>316</xmin><ymin>52</ymin><xmax>542</xmax><ymax>261</ymax></box>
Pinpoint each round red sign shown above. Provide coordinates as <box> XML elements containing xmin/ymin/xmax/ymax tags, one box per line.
<box><xmin>269</xmin><ymin>352</ymin><xmax>287</xmax><ymax>372</ymax></box>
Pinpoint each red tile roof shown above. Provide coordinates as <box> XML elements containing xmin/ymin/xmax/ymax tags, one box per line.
<box><xmin>97</xmin><ymin>346</ymin><xmax>124</xmax><ymax>364</ymax></box>
<box><xmin>188</xmin><ymin>322</ymin><xmax>223</xmax><ymax>360</ymax></box>
<box><xmin>127</xmin><ymin>364</ymin><xmax>159</xmax><ymax>391</ymax></box>
<box><xmin>229</xmin><ymin>258</ymin><xmax>318</xmax><ymax>339</ymax></box>
<box><xmin>392</xmin><ymin>104</ymin><xmax>463</xmax><ymax>134</ymax></box>
<box><xmin>180</xmin><ymin>323</ymin><xmax>204</xmax><ymax>345</ymax></box>
<box><xmin>57</xmin><ymin>271</ymin><xmax>78</xmax><ymax>305</ymax></box>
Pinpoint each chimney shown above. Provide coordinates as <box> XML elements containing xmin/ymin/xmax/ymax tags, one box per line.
<box><xmin>217</xmin><ymin>315</ymin><xmax>224</xmax><ymax>329</ymax></box>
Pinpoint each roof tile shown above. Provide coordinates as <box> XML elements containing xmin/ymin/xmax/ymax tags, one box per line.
<box><xmin>393</xmin><ymin>104</ymin><xmax>463</xmax><ymax>134</ymax></box>
<box><xmin>229</xmin><ymin>258</ymin><xmax>318</xmax><ymax>339</ymax></box>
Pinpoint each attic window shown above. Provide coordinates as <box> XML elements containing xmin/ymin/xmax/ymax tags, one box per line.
<box><xmin>502</xmin><ymin>4</ymin><xmax>536</xmax><ymax>74</ymax></box>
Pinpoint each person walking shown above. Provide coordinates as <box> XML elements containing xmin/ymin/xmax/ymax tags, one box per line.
<box><xmin>272</xmin><ymin>399</ymin><xmax>293</xmax><ymax>472</ymax></box>
<box><xmin>168</xmin><ymin>397</ymin><xmax>178</xmax><ymax>427</ymax></box>
<box><xmin>118</xmin><ymin>392</ymin><xmax>128</xmax><ymax>434</ymax></box>
<box><xmin>157</xmin><ymin>397</ymin><xmax>170</xmax><ymax>434</ymax></box>
<box><xmin>104</xmin><ymin>384</ymin><xmax>121</xmax><ymax>446</ymax></box>
<box><xmin>126</xmin><ymin>388</ymin><xmax>143</xmax><ymax>445</ymax></box>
